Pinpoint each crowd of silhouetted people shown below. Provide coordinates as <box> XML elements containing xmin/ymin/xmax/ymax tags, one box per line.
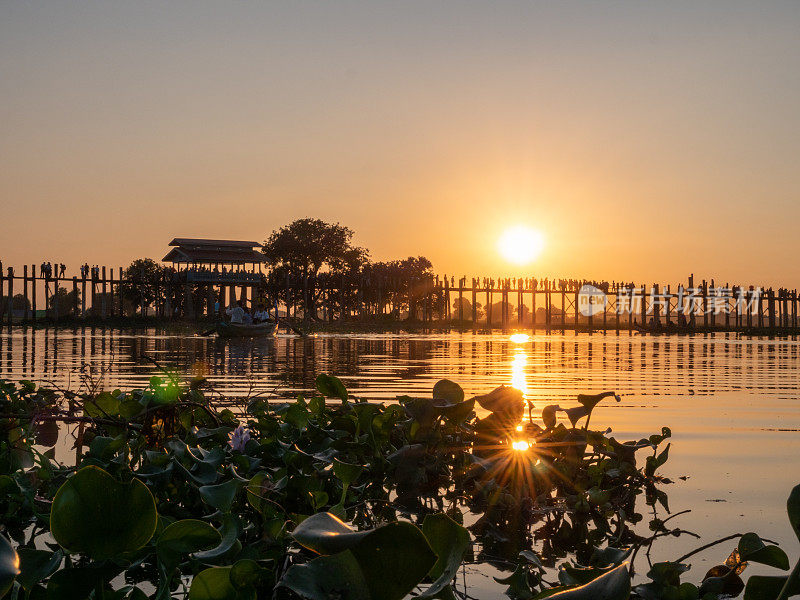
<box><xmin>38</xmin><ymin>262</ymin><xmax>67</xmax><ymax>278</ymax></box>
<box><xmin>444</xmin><ymin>276</ymin><xmax>635</xmax><ymax>293</ymax></box>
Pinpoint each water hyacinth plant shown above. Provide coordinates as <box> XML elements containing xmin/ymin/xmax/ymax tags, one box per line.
<box><xmin>0</xmin><ymin>374</ymin><xmax>798</xmax><ymax>600</ymax></box>
<box><xmin>228</xmin><ymin>425</ymin><xmax>251</xmax><ymax>452</ymax></box>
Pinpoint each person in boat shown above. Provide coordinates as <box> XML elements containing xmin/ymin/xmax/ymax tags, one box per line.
<box><xmin>253</xmin><ymin>304</ymin><xmax>271</xmax><ymax>323</ymax></box>
<box><xmin>225</xmin><ymin>301</ymin><xmax>246</xmax><ymax>324</ymax></box>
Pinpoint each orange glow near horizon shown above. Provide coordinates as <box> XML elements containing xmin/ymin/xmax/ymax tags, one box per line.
<box><xmin>3</xmin><ymin>5</ymin><xmax>800</xmax><ymax>286</ymax></box>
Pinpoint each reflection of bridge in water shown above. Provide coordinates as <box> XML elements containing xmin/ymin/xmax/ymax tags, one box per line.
<box><xmin>2</xmin><ymin>329</ymin><xmax>800</xmax><ymax>403</ymax></box>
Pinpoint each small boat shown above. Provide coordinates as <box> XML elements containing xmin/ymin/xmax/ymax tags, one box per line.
<box><xmin>215</xmin><ymin>321</ymin><xmax>278</xmax><ymax>338</ymax></box>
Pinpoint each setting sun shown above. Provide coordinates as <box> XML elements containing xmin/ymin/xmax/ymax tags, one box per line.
<box><xmin>497</xmin><ymin>226</ymin><xmax>545</xmax><ymax>265</ymax></box>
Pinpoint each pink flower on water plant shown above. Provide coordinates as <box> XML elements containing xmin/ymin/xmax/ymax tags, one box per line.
<box><xmin>228</xmin><ymin>425</ymin><xmax>251</xmax><ymax>452</ymax></box>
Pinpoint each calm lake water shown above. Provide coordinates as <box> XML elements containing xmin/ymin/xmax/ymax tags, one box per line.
<box><xmin>2</xmin><ymin>327</ymin><xmax>799</xmax><ymax>591</ymax></box>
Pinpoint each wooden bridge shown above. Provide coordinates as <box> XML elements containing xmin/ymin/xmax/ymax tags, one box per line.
<box><xmin>1</xmin><ymin>261</ymin><xmax>798</xmax><ymax>334</ymax></box>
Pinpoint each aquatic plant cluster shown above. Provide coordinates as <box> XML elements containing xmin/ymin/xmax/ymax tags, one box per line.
<box><xmin>0</xmin><ymin>374</ymin><xmax>799</xmax><ymax>600</ymax></box>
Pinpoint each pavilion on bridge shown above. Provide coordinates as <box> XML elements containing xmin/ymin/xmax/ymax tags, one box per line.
<box><xmin>162</xmin><ymin>238</ymin><xmax>265</xmax><ymax>283</ymax></box>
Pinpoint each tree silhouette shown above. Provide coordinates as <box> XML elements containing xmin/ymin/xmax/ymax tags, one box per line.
<box><xmin>262</xmin><ymin>218</ymin><xmax>368</xmax><ymax>279</ymax></box>
<box><xmin>120</xmin><ymin>258</ymin><xmax>167</xmax><ymax>315</ymax></box>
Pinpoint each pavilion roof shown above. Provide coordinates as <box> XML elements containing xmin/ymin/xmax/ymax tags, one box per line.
<box><xmin>162</xmin><ymin>238</ymin><xmax>265</xmax><ymax>264</ymax></box>
<box><xmin>168</xmin><ymin>238</ymin><xmax>262</xmax><ymax>249</ymax></box>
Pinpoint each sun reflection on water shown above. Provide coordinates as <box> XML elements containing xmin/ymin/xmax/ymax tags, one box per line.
<box><xmin>510</xmin><ymin>348</ymin><xmax>533</xmax><ymax>446</ymax></box>
<box><xmin>510</xmin><ymin>349</ymin><xmax>528</xmax><ymax>396</ymax></box>
<box><xmin>511</xmin><ymin>440</ymin><xmax>530</xmax><ymax>451</ymax></box>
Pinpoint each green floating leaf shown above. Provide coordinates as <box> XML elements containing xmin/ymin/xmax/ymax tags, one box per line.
<box><xmin>542</xmin><ymin>404</ymin><xmax>560</xmax><ymax>429</ymax></box>
<box><xmin>128</xmin><ymin>587</ymin><xmax>150</xmax><ymax>600</ymax></box>
<box><xmin>280</xmin><ymin>551</ymin><xmax>370</xmax><ymax>600</ymax></box>
<box><xmin>284</xmin><ymin>518</ymin><xmax>436</xmax><ymax>600</ymax></box>
<box><xmin>33</xmin><ymin>420</ymin><xmax>59</xmax><ymax>447</ymax></box>
<box><xmin>157</xmin><ymin>520</ymin><xmax>221</xmax><ymax>570</ymax></box>
<box><xmin>432</xmin><ymin>379</ymin><xmax>464</xmax><ymax>404</ymax></box>
<box><xmin>45</xmin><ymin>564</ymin><xmax>119</xmax><ymax>600</ymax></box>
<box><xmin>194</xmin><ymin>515</ymin><xmax>241</xmax><ymax>563</ymax></box>
<box><xmin>473</xmin><ymin>385</ymin><xmax>524</xmax><ymax>418</ymax></box>
<box><xmin>245</xmin><ymin>472</ymin><xmax>272</xmax><ymax>513</ymax></box>
<box><xmin>46</xmin><ymin>570</ymin><xmax>97</xmax><ymax>600</ymax></box>
<box><xmin>495</xmin><ymin>564</ymin><xmax>533</xmax><ymax>599</ymax></box>
<box><xmin>0</xmin><ymin>476</ymin><xmax>19</xmax><ymax>497</ymax></box>
<box><xmin>520</xmin><ymin>550</ymin><xmax>544</xmax><ymax>569</ymax></box>
<box><xmin>189</xmin><ymin>566</ymin><xmax>239</xmax><ymax>600</ymax></box>
<box><xmin>351</xmin><ymin>403</ymin><xmax>381</xmax><ymax>431</ymax></box>
<box><xmin>645</xmin><ymin>444</ymin><xmax>671</xmax><ymax>477</ymax></box>
<box><xmin>118</xmin><ymin>396</ymin><xmax>145</xmax><ymax>419</ymax></box>
<box><xmin>699</xmin><ymin>565</ymin><xmax>744</xmax><ymax>598</ymax></box>
<box><xmin>587</xmin><ymin>487</ymin><xmax>611</xmax><ymax>507</ymax></box>
<box><xmin>560</xmin><ymin>565</ymin><xmax>616</xmax><ymax>587</ymax></box>
<box><xmin>633</xmin><ymin>561</ymin><xmax>693</xmax><ymax>600</ymax></box>
<box><xmin>188</xmin><ymin>561</ymin><xmax>260</xmax><ymax>599</ymax></box>
<box><xmin>419</xmin><ymin>514</ymin><xmax>470</xmax><ymax>599</ymax></box>
<box><xmin>316</xmin><ymin>374</ymin><xmax>348</xmax><ymax>403</ymax></box>
<box><xmin>633</xmin><ymin>581</ymin><xmax>698</xmax><ymax>600</ymax></box>
<box><xmin>589</xmin><ymin>546</ymin><xmax>632</xmax><ymax>568</ymax></box>
<box><xmin>292</xmin><ymin>512</ymin><xmax>370</xmax><ymax>555</ymax></box>
<box><xmin>50</xmin><ymin>466</ymin><xmax>157</xmax><ymax>560</ymax></box>
<box><xmin>229</xmin><ymin>559</ymin><xmax>261</xmax><ymax>590</ymax></box>
<box><xmin>0</xmin><ymin>535</ymin><xmax>20</xmax><ymax>598</ymax></box>
<box><xmin>16</xmin><ymin>548</ymin><xmax>60</xmax><ymax>591</ymax></box>
<box><xmin>398</xmin><ymin>396</ymin><xmax>440</xmax><ymax>428</ymax></box>
<box><xmin>576</xmin><ymin>391</ymin><xmax>619</xmax><ymax>412</ymax></box>
<box><xmin>744</xmin><ymin>575</ymin><xmax>800</xmax><ymax>600</ymax></box>
<box><xmin>442</xmin><ymin>398</ymin><xmax>475</xmax><ymax>424</ymax></box>
<box><xmin>648</xmin><ymin>427</ymin><xmax>672</xmax><ymax>446</ymax></box>
<box><xmin>563</xmin><ymin>406</ymin><xmax>590</xmax><ymax>428</ymax></box>
<box><xmin>308</xmin><ymin>396</ymin><xmax>326</xmax><ymax>416</ymax></box>
<box><xmin>328</xmin><ymin>502</ymin><xmax>347</xmax><ymax>521</ymax></box>
<box><xmin>788</xmin><ymin>483</ymin><xmax>800</xmax><ymax>542</ymax></box>
<box><xmin>84</xmin><ymin>391</ymin><xmax>120</xmax><ymax>418</ymax></box>
<box><xmin>399</xmin><ymin>391</ymin><xmax>474</xmax><ymax>428</ymax></box>
<box><xmin>544</xmin><ymin>563</ymin><xmax>630</xmax><ymax>600</ymax></box>
<box><xmin>645</xmin><ymin>561</ymin><xmax>690</xmax><ymax>586</ymax></box>
<box><xmin>333</xmin><ymin>459</ymin><xmax>364</xmax><ymax>486</ymax></box>
<box><xmin>199</xmin><ymin>479</ymin><xmax>239</xmax><ymax>512</ymax></box>
<box><xmin>742</xmin><ymin>485</ymin><xmax>800</xmax><ymax>600</ymax></box>
<box><xmin>88</xmin><ymin>434</ymin><xmax>127</xmax><ymax>461</ymax></box>
<box><xmin>284</xmin><ymin>401</ymin><xmax>310</xmax><ymax>429</ymax></box>
<box><xmin>738</xmin><ymin>533</ymin><xmax>789</xmax><ymax>570</ymax></box>
<box><xmin>309</xmin><ymin>490</ymin><xmax>329</xmax><ymax>510</ymax></box>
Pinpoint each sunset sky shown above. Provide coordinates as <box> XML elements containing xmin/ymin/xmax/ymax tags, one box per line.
<box><xmin>2</xmin><ymin>2</ymin><xmax>799</xmax><ymax>286</ymax></box>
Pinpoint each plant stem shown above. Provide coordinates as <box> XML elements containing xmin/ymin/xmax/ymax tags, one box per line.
<box><xmin>673</xmin><ymin>533</ymin><xmax>743</xmax><ymax>564</ymax></box>
<box><xmin>776</xmin><ymin>558</ymin><xmax>800</xmax><ymax>600</ymax></box>
<box><xmin>673</xmin><ymin>533</ymin><xmax>781</xmax><ymax>565</ymax></box>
